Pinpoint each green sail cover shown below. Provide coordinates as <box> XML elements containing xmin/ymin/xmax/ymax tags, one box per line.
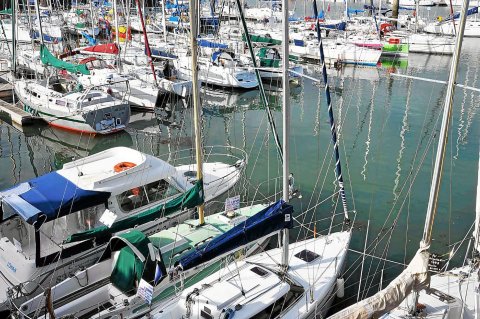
<box><xmin>242</xmin><ymin>34</ymin><xmax>281</xmax><ymax>45</ymax></box>
<box><xmin>66</xmin><ymin>180</ymin><xmax>204</xmax><ymax>243</ymax></box>
<box><xmin>110</xmin><ymin>230</ymin><xmax>152</xmax><ymax>294</ymax></box>
<box><xmin>0</xmin><ymin>9</ymin><xmax>12</xmax><ymax>15</ymax></box>
<box><xmin>40</xmin><ymin>45</ymin><xmax>90</xmax><ymax>75</ymax></box>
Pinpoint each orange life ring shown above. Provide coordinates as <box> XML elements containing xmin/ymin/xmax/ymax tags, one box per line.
<box><xmin>114</xmin><ymin>162</ymin><xmax>136</xmax><ymax>172</ymax></box>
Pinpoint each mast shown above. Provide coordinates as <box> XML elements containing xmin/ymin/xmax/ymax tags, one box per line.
<box><xmin>415</xmin><ymin>0</ymin><xmax>419</xmax><ymax>33</ymax></box>
<box><xmin>189</xmin><ymin>0</ymin><xmax>205</xmax><ymax>225</ymax></box>
<box><xmin>475</xmin><ymin>145</ymin><xmax>480</xmax><ymax>253</ymax></box>
<box><xmin>34</xmin><ymin>0</ymin><xmax>45</xmax><ymax>46</ymax></box>
<box><xmin>328</xmin><ymin>0</ymin><xmax>471</xmax><ymax>317</ymax></box>
<box><xmin>113</xmin><ymin>0</ymin><xmax>121</xmax><ymax>71</ymax></box>
<box><xmin>89</xmin><ymin>0</ymin><xmax>95</xmax><ymax>40</ymax></box>
<box><xmin>12</xmin><ymin>0</ymin><xmax>16</xmax><ymax>74</ymax></box>
<box><xmin>135</xmin><ymin>0</ymin><xmax>157</xmax><ymax>83</ymax></box>
<box><xmin>281</xmin><ymin>0</ymin><xmax>289</xmax><ymax>269</ymax></box>
<box><xmin>420</xmin><ymin>0</ymin><xmax>469</xmax><ymax>250</ymax></box>
<box><xmin>161</xmin><ymin>0</ymin><xmax>167</xmax><ymax>42</ymax></box>
<box><xmin>313</xmin><ymin>0</ymin><xmax>349</xmax><ymax>222</ymax></box>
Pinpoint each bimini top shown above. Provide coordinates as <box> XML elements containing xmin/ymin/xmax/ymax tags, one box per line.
<box><xmin>0</xmin><ymin>147</ymin><xmax>177</xmax><ymax>225</ymax></box>
<box><xmin>0</xmin><ymin>171</ymin><xmax>110</xmax><ymax>225</ymax></box>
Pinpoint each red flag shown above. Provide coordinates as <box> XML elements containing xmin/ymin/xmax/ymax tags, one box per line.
<box><xmin>327</xmin><ymin>4</ymin><xmax>331</xmax><ymax>12</ymax></box>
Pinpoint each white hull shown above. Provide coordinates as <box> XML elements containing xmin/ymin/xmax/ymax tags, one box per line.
<box><xmin>176</xmin><ymin>56</ymin><xmax>258</xmax><ymax>89</ymax></box>
<box><xmin>424</xmin><ymin>19</ymin><xmax>480</xmax><ymax>37</ymax></box>
<box><xmin>155</xmin><ymin>231</ymin><xmax>351</xmax><ymax>318</ymax></box>
<box><xmin>408</xmin><ymin>33</ymin><xmax>455</xmax><ymax>54</ymax></box>
<box><xmin>291</xmin><ymin>41</ymin><xmax>381</xmax><ymax>66</ymax></box>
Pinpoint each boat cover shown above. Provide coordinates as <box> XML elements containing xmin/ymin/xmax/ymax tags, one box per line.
<box><xmin>81</xmin><ymin>31</ymin><xmax>97</xmax><ymax>45</ymax></box>
<box><xmin>445</xmin><ymin>6</ymin><xmax>478</xmax><ymax>22</ymax></box>
<box><xmin>197</xmin><ymin>39</ymin><xmax>228</xmax><ymax>49</ymax></box>
<box><xmin>40</xmin><ymin>45</ymin><xmax>90</xmax><ymax>75</ymax></box>
<box><xmin>242</xmin><ymin>34</ymin><xmax>282</xmax><ymax>45</ymax></box>
<box><xmin>0</xmin><ymin>171</ymin><xmax>110</xmax><ymax>224</ymax></box>
<box><xmin>149</xmin><ymin>48</ymin><xmax>178</xmax><ymax>59</ymax></box>
<box><xmin>82</xmin><ymin>43</ymin><xmax>119</xmax><ymax>55</ymax></box>
<box><xmin>328</xmin><ymin>249</ymin><xmax>430</xmax><ymax>319</ymax></box>
<box><xmin>65</xmin><ymin>180</ymin><xmax>204</xmax><ymax>243</ymax></box>
<box><xmin>178</xmin><ymin>200</ymin><xmax>293</xmax><ymax>271</ymax></box>
<box><xmin>108</xmin><ymin>230</ymin><xmax>154</xmax><ymax>293</ymax></box>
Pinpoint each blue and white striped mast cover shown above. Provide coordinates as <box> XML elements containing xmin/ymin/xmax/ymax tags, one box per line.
<box><xmin>312</xmin><ymin>0</ymin><xmax>350</xmax><ymax>222</ymax></box>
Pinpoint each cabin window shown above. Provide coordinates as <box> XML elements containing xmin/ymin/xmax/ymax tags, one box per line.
<box><xmin>250</xmin><ymin>266</ymin><xmax>269</xmax><ymax>278</ymax></box>
<box><xmin>294</xmin><ymin>249</ymin><xmax>320</xmax><ymax>263</ymax></box>
<box><xmin>74</xmin><ymin>203</ymin><xmax>106</xmax><ymax>230</ymax></box>
<box><xmin>201</xmin><ymin>306</ymin><xmax>213</xmax><ymax>319</ymax></box>
<box><xmin>117</xmin><ymin>179</ymin><xmax>180</xmax><ymax>212</ymax></box>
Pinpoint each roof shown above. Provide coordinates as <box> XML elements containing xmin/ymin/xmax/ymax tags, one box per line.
<box><xmin>0</xmin><ymin>171</ymin><xmax>110</xmax><ymax>224</ymax></box>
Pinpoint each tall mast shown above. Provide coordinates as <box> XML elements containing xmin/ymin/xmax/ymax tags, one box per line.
<box><xmin>12</xmin><ymin>0</ymin><xmax>16</xmax><ymax>74</ymax></box>
<box><xmin>189</xmin><ymin>0</ymin><xmax>205</xmax><ymax>225</ymax></box>
<box><xmin>113</xmin><ymin>0</ymin><xmax>121</xmax><ymax>71</ymax></box>
<box><xmin>161</xmin><ymin>0</ymin><xmax>167</xmax><ymax>42</ymax></box>
<box><xmin>89</xmin><ymin>0</ymin><xmax>95</xmax><ymax>41</ymax></box>
<box><xmin>136</xmin><ymin>0</ymin><xmax>157</xmax><ymax>83</ymax></box>
<box><xmin>420</xmin><ymin>0</ymin><xmax>469</xmax><ymax>250</ymax></box>
<box><xmin>313</xmin><ymin>0</ymin><xmax>349</xmax><ymax>222</ymax></box>
<box><xmin>475</xmin><ymin>146</ymin><xmax>480</xmax><ymax>253</ymax></box>
<box><xmin>34</xmin><ymin>0</ymin><xmax>44</xmax><ymax>46</ymax></box>
<box><xmin>281</xmin><ymin>0</ymin><xmax>289</xmax><ymax>269</ymax></box>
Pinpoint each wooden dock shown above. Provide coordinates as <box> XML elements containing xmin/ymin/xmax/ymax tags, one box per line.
<box><xmin>0</xmin><ymin>100</ymin><xmax>40</xmax><ymax>126</ymax></box>
<box><xmin>0</xmin><ymin>82</ymin><xmax>12</xmax><ymax>98</ymax></box>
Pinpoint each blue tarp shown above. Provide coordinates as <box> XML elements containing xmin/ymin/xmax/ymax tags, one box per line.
<box><xmin>82</xmin><ymin>31</ymin><xmax>97</xmax><ymax>45</ymax></box>
<box><xmin>320</xmin><ymin>21</ymin><xmax>346</xmax><ymax>31</ymax></box>
<box><xmin>169</xmin><ymin>16</ymin><xmax>180</xmax><ymax>22</ymax></box>
<box><xmin>347</xmin><ymin>8</ymin><xmax>365</xmax><ymax>14</ymax></box>
<box><xmin>445</xmin><ymin>6</ymin><xmax>478</xmax><ymax>22</ymax></box>
<box><xmin>1</xmin><ymin>172</ymin><xmax>110</xmax><ymax>224</ymax></box>
<box><xmin>211</xmin><ymin>50</ymin><xmax>221</xmax><ymax>62</ymax></box>
<box><xmin>149</xmin><ymin>48</ymin><xmax>178</xmax><ymax>59</ymax></box>
<box><xmin>178</xmin><ymin>200</ymin><xmax>294</xmax><ymax>271</ymax></box>
<box><xmin>197</xmin><ymin>39</ymin><xmax>228</xmax><ymax>49</ymax></box>
<box><xmin>29</xmin><ymin>30</ymin><xmax>62</xmax><ymax>43</ymax></box>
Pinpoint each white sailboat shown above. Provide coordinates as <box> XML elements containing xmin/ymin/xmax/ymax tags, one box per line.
<box><xmin>149</xmin><ymin>0</ymin><xmax>353</xmax><ymax>317</ymax></box>
<box><xmin>328</xmin><ymin>0</ymin><xmax>473</xmax><ymax>318</ymax></box>
<box><xmin>0</xmin><ymin>145</ymin><xmax>246</xmax><ymax>314</ymax></box>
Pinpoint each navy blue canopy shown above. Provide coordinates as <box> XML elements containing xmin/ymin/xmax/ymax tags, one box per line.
<box><xmin>446</xmin><ymin>6</ymin><xmax>478</xmax><ymax>22</ymax></box>
<box><xmin>149</xmin><ymin>48</ymin><xmax>178</xmax><ymax>59</ymax></box>
<box><xmin>178</xmin><ymin>200</ymin><xmax>293</xmax><ymax>271</ymax></box>
<box><xmin>197</xmin><ymin>39</ymin><xmax>228</xmax><ymax>49</ymax></box>
<box><xmin>1</xmin><ymin>172</ymin><xmax>110</xmax><ymax>225</ymax></box>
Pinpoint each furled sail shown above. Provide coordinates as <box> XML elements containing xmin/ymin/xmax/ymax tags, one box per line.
<box><xmin>328</xmin><ymin>249</ymin><xmax>430</xmax><ymax>319</ymax></box>
<box><xmin>242</xmin><ymin>34</ymin><xmax>282</xmax><ymax>45</ymax></box>
<box><xmin>178</xmin><ymin>200</ymin><xmax>293</xmax><ymax>271</ymax></box>
<box><xmin>65</xmin><ymin>180</ymin><xmax>204</xmax><ymax>243</ymax></box>
<box><xmin>40</xmin><ymin>44</ymin><xmax>90</xmax><ymax>75</ymax></box>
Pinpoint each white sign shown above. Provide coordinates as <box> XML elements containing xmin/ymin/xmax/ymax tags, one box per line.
<box><xmin>136</xmin><ymin>279</ymin><xmax>154</xmax><ymax>304</ymax></box>
<box><xmin>99</xmin><ymin>209</ymin><xmax>117</xmax><ymax>228</ymax></box>
<box><xmin>225</xmin><ymin>195</ymin><xmax>240</xmax><ymax>212</ymax></box>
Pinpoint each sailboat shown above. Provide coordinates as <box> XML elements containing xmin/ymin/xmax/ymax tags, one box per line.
<box><xmin>0</xmin><ymin>144</ymin><xmax>246</xmax><ymax>314</ymax></box>
<box><xmin>147</xmin><ymin>0</ymin><xmax>353</xmax><ymax>317</ymax></box>
<box><xmin>328</xmin><ymin>0</ymin><xmax>473</xmax><ymax>318</ymax></box>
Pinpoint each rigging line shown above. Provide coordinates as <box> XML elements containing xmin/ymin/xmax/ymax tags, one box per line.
<box><xmin>389</xmin><ymin>72</ymin><xmax>480</xmax><ymax>93</ymax></box>
<box><xmin>234</xmin><ymin>0</ymin><xmax>283</xmax><ymax>163</ymax></box>
<box><xmin>313</xmin><ymin>0</ymin><xmax>349</xmax><ymax>221</ymax></box>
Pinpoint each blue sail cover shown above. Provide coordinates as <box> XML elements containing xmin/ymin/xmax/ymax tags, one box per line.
<box><xmin>178</xmin><ymin>200</ymin><xmax>294</xmax><ymax>271</ymax></box>
<box><xmin>149</xmin><ymin>48</ymin><xmax>178</xmax><ymax>59</ymax></box>
<box><xmin>82</xmin><ymin>31</ymin><xmax>97</xmax><ymax>45</ymax></box>
<box><xmin>319</xmin><ymin>22</ymin><xmax>346</xmax><ymax>31</ymax></box>
<box><xmin>445</xmin><ymin>6</ymin><xmax>478</xmax><ymax>22</ymax></box>
<box><xmin>0</xmin><ymin>172</ymin><xmax>110</xmax><ymax>224</ymax></box>
<box><xmin>197</xmin><ymin>39</ymin><xmax>228</xmax><ymax>49</ymax></box>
